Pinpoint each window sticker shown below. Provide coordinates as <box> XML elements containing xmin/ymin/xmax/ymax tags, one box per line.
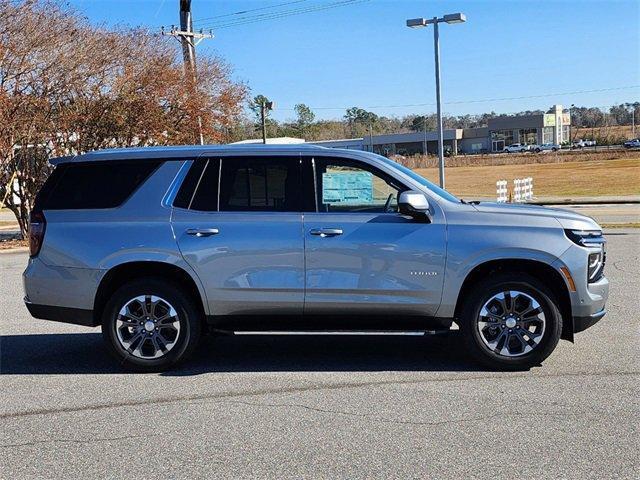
<box><xmin>322</xmin><ymin>171</ymin><xmax>373</xmax><ymax>205</ymax></box>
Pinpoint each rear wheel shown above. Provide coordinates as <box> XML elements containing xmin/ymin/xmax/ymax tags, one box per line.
<box><xmin>460</xmin><ymin>273</ymin><xmax>562</xmax><ymax>370</ymax></box>
<box><xmin>101</xmin><ymin>278</ymin><xmax>202</xmax><ymax>372</ymax></box>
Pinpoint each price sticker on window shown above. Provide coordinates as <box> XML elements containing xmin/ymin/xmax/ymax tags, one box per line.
<box><xmin>322</xmin><ymin>171</ymin><xmax>373</xmax><ymax>205</ymax></box>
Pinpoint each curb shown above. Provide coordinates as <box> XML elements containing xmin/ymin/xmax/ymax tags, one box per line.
<box><xmin>0</xmin><ymin>247</ymin><xmax>28</xmax><ymax>254</ymax></box>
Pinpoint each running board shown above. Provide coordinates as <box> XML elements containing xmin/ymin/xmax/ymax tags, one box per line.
<box><xmin>225</xmin><ymin>329</ymin><xmax>453</xmax><ymax>336</ymax></box>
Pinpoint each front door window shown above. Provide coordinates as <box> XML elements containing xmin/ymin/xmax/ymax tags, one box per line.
<box><xmin>314</xmin><ymin>157</ymin><xmax>403</xmax><ymax>214</ymax></box>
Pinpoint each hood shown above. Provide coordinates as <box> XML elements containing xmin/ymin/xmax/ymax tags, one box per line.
<box><xmin>471</xmin><ymin>202</ymin><xmax>601</xmax><ymax>230</ymax></box>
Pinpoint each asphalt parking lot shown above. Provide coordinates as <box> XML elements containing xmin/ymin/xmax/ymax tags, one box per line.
<box><xmin>1</xmin><ymin>230</ymin><xmax>639</xmax><ymax>479</ymax></box>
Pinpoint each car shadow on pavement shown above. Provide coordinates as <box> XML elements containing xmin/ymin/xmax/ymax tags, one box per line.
<box><xmin>0</xmin><ymin>332</ymin><xmax>484</xmax><ymax>375</ymax></box>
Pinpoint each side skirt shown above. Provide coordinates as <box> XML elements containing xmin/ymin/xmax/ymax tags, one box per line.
<box><xmin>205</xmin><ymin>314</ymin><xmax>453</xmax><ymax>333</ymax></box>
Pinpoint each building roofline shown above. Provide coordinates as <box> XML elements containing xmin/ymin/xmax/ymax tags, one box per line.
<box><xmin>310</xmin><ymin>138</ymin><xmax>364</xmax><ymax>143</ymax></box>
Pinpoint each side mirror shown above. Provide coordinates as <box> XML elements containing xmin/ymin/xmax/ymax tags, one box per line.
<box><xmin>398</xmin><ymin>190</ymin><xmax>432</xmax><ymax>222</ymax></box>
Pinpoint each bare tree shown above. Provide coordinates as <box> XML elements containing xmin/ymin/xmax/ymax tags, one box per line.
<box><xmin>0</xmin><ymin>0</ymin><xmax>247</xmax><ymax>237</ymax></box>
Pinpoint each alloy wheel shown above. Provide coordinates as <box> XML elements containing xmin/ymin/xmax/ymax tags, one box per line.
<box><xmin>115</xmin><ymin>295</ymin><xmax>181</xmax><ymax>359</ymax></box>
<box><xmin>476</xmin><ymin>290</ymin><xmax>546</xmax><ymax>357</ymax></box>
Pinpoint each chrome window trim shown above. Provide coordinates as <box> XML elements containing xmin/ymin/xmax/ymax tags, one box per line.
<box><xmin>162</xmin><ymin>159</ymin><xmax>194</xmax><ymax>208</ymax></box>
<box><xmin>311</xmin><ymin>157</ymin><xmax>318</xmax><ymax>213</ymax></box>
<box><xmin>217</xmin><ymin>158</ymin><xmax>222</xmax><ymax>212</ymax></box>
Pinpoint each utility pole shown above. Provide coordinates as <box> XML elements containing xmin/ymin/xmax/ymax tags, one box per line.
<box><xmin>260</xmin><ymin>100</ymin><xmax>274</xmax><ymax>144</ymax></box>
<box><xmin>162</xmin><ymin>0</ymin><xmax>213</xmax><ymax>145</ymax></box>
<box><xmin>569</xmin><ymin>104</ymin><xmax>575</xmax><ymax>145</ymax></box>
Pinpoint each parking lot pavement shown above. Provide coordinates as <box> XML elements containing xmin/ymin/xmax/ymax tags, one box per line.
<box><xmin>1</xmin><ymin>231</ymin><xmax>639</xmax><ymax>479</ymax></box>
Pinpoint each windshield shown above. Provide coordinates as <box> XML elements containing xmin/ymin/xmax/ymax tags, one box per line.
<box><xmin>377</xmin><ymin>156</ymin><xmax>460</xmax><ymax>203</ymax></box>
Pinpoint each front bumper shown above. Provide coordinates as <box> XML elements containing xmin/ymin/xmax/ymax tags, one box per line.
<box><xmin>553</xmin><ymin>240</ymin><xmax>610</xmax><ymax>336</ymax></box>
<box><xmin>573</xmin><ymin>308</ymin><xmax>607</xmax><ymax>333</ymax></box>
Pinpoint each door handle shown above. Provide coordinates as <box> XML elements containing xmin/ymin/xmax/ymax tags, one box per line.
<box><xmin>186</xmin><ymin>228</ymin><xmax>219</xmax><ymax>237</ymax></box>
<box><xmin>309</xmin><ymin>228</ymin><xmax>343</xmax><ymax>238</ymax></box>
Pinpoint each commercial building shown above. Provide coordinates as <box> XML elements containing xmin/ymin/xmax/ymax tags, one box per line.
<box><xmin>487</xmin><ymin>104</ymin><xmax>570</xmax><ymax>152</ymax></box>
<box><xmin>308</xmin><ymin>104</ymin><xmax>570</xmax><ymax>155</ymax></box>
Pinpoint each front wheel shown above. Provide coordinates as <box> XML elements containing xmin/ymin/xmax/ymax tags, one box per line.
<box><xmin>460</xmin><ymin>273</ymin><xmax>562</xmax><ymax>370</ymax></box>
<box><xmin>101</xmin><ymin>278</ymin><xmax>202</xmax><ymax>372</ymax></box>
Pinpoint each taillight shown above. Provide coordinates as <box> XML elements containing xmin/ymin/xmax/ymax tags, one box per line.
<box><xmin>29</xmin><ymin>211</ymin><xmax>46</xmax><ymax>257</ymax></box>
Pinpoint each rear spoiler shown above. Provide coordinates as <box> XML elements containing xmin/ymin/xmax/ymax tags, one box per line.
<box><xmin>49</xmin><ymin>155</ymin><xmax>75</xmax><ymax>166</ymax></box>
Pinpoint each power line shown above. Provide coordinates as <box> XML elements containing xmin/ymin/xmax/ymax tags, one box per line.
<box><xmin>196</xmin><ymin>0</ymin><xmax>367</xmax><ymax>30</ymax></box>
<box><xmin>194</xmin><ymin>0</ymin><xmax>369</xmax><ymax>30</ymax></box>
<box><xmin>194</xmin><ymin>0</ymin><xmax>309</xmax><ymax>24</ymax></box>
<box><xmin>273</xmin><ymin>85</ymin><xmax>640</xmax><ymax>111</ymax></box>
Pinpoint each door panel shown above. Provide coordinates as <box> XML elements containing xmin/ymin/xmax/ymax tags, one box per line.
<box><xmin>304</xmin><ymin>213</ymin><xmax>446</xmax><ymax>315</ymax></box>
<box><xmin>173</xmin><ymin>210</ymin><xmax>304</xmax><ymax>315</ymax></box>
<box><xmin>303</xmin><ymin>155</ymin><xmax>446</xmax><ymax>316</ymax></box>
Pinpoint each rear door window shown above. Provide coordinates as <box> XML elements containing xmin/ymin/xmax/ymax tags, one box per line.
<box><xmin>173</xmin><ymin>160</ymin><xmax>207</xmax><ymax>209</ymax></box>
<box><xmin>219</xmin><ymin>157</ymin><xmax>301</xmax><ymax>212</ymax></box>
<box><xmin>173</xmin><ymin>159</ymin><xmax>220</xmax><ymax>211</ymax></box>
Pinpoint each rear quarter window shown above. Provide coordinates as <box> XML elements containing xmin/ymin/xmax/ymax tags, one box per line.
<box><xmin>36</xmin><ymin>160</ymin><xmax>162</xmax><ymax>210</ymax></box>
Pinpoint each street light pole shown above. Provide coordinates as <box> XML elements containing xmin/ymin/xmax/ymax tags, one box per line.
<box><xmin>406</xmin><ymin>13</ymin><xmax>466</xmax><ymax>189</ymax></box>
<box><xmin>432</xmin><ymin>18</ymin><xmax>445</xmax><ymax>188</ymax></box>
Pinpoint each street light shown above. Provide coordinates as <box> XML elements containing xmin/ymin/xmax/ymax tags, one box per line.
<box><xmin>406</xmin><ymin>12</ymin><xmax>466</xmax><ymax>189</ymax></box>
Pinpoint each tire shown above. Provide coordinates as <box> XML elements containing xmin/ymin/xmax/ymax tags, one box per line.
<box><xmin>101</xmin><ymin>277</ymin><xmax>202</xmax><ymax>372</ymax></box>
<box><xmin>535</xmin><ymin>148</ymin><xmax>541</xmax><ymax>153</ymax></box>
<box><xmin>459</xmin><ymin>273</ymin><xmax>562</xmax><ymax>370</ymax></box>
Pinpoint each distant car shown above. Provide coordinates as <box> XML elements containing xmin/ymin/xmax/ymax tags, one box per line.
<box><xmin>572</xmin><ymin>139</ymin><xmax>597</xmax><ymax>148</ymax></box>
<box><xmin>503</xmin><ymin>143</ymin><xmax>526</xmax><ymax>153</ymax></box>
<box><xmin>623</xmin><ymin>138</ymin><xmax>640</xmax><ymax>149</ymax></box>
<box><xmin>534</xmin><ymin>143</ymin><xmax>560</xmax><ymax>153</ymax></box>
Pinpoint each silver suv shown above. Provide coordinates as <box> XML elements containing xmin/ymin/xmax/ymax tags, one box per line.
<box><xmin>23</xmin><ymin>145</ymin><xmax>609</xmax><ymax>371</ymax></box>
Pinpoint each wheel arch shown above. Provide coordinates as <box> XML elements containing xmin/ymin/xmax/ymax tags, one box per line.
<box><xmin>93</xmin><ymin>261</ymin><xmax>207</xmax><ymax>326</ymax></box>
<box><xmin>453</xmin><ymin>258</ymin><xmax>574</xmax><ymax>341</ymax></box>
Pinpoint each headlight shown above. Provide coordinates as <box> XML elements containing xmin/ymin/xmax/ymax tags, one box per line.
<box><xmin>588</xmin><ymin>249</ymin><xmax>605</xmax><ymax>282</ymax></box>
<box><xmin>564</xmin><ymin>229</ymin><xmax>606</xmax><ymax>283</ymax></box>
